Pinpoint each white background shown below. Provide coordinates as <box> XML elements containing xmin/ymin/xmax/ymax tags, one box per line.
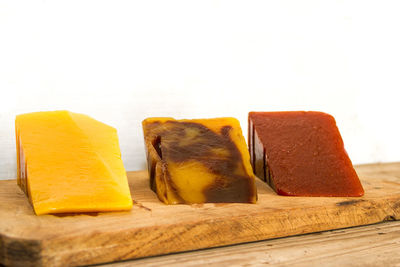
<box><xmin>0</xmin><ymin>0</ymin><xmax>399</xmax><ymax>179</ymax></box>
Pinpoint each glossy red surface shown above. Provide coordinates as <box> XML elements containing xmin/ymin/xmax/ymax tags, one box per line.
<box><xmin>248</xmin><ymin>111</ymin><xmax>364</xmax><ymax>197</ymax></box>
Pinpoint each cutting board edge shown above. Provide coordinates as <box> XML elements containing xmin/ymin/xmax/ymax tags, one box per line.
<box><xmin>1</xmin><ymin>217</ymin><xmax>398</xmax><ymax>267</ymax></box>
<box><xmin>0</xmin><ymin>232</ymin><xmax>43</xmax><ymax>267</ymax></box>
<box><xmin>1</xmin><ymin>162</ymin><xmax>400</xmax><ymax>267</ymax></box>
<box><xmin>1</xmin><ymin>195</ymin><xmax>399</xmax><ymax>267</ymax></box>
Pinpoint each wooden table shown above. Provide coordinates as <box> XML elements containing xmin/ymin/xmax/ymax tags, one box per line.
<box><xmin>1</xmin><ymin>162</ymin><xmax>400</xmax><ymax>266</ymax></box>
<box><xmin>104</xmin><ymin>220</ymin><xmax>400</xmax><ymax>266</ymax></box>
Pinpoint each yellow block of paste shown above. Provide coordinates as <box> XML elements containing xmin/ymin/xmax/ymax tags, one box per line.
<box><xmin>15</xmin><ymin>111</ymin><xmax>133</xmax><ymax>215</ymax></box>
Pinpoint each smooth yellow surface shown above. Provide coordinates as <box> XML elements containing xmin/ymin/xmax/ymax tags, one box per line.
<box><xmin>168</xmin><ymin>161</ymin><xmax>216</xmax><ymax>203</ymax></box>
<box><xmin>15</xmin><ymin>111</ymin><xmax>133</xmax><ymax>215</ymax></box>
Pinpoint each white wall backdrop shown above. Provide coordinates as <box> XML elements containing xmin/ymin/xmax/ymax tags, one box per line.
<box><xmin>1</xmin><ymin>0</ymin><xmax>399</xmax><ymax>179</ymax></box>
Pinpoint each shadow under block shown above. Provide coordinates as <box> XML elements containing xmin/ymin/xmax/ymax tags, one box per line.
<box><xmin>1</xmin><ymin>162</ymin><xmax>400</xmax><ymax>267</ymax></box>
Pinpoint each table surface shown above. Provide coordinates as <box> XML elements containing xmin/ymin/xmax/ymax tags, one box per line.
<box><xmin>2</xmin><ymin>162</ymin><xmax>400</xmax><ymax>267</ymax></box>
<box><xmin>101</xmin><ymin>220</ymin><xmax>400</xmax><ymax>267</ymax></box>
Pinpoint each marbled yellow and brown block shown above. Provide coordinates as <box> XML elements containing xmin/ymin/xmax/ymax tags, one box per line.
<box><xmin>143</xmin><ymin>117</ymin><xmax>257</xmax><ymax>204</ymax></box>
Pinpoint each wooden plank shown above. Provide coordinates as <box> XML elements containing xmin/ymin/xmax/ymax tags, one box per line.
<box><xmin>1</xmin><ymin>162</ymin><xmax>400</xmax><ymax>267</ymax></box>
<box><xmin>109</xmin><ymin>221</ymin><xmax>400</xmax><ymax>267</ymax></box>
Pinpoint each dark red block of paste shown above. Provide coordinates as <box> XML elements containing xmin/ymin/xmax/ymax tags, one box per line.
<box><xmin>248</xmin><ymin>111</ymin><xmax>364</xmax><ymax>197</ymax></box>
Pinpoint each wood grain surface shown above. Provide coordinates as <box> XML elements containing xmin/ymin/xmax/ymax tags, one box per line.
<box><xmin>1</xmin><ymin>162</ymin><xmax>400</xmax><ymax>267</ymax></box>
<box><xmin>107</xmin><ymin>220</ymin><xmax>400</xmax><ymax>267</ymax></box>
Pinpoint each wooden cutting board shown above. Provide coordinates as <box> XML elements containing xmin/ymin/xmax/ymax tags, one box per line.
<box><xmin>1</xmin><ymin>162</ymin><xmax>400</xmax><ymax>267</ymax></box>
